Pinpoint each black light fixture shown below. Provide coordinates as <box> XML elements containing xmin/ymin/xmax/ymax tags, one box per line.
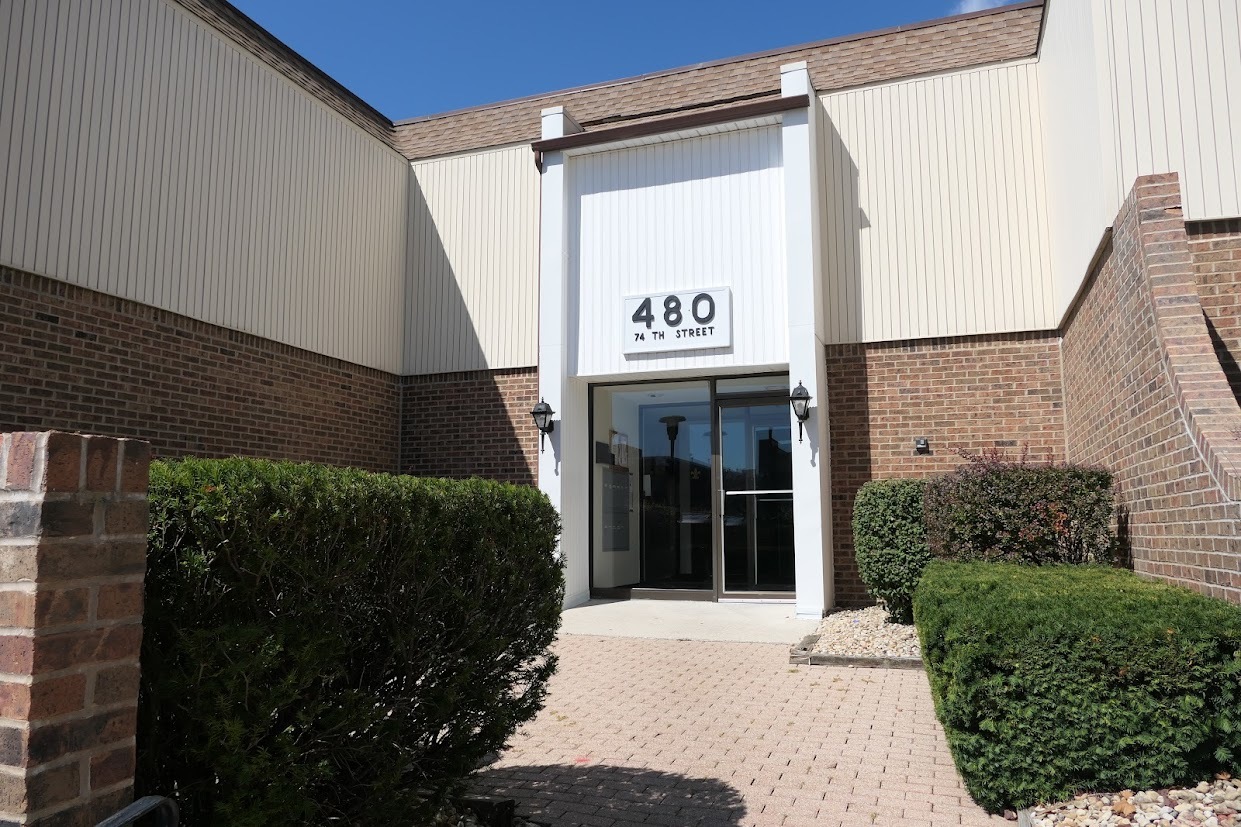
<box><xmin>659</xmin><ymin>414</ymin><xmax>686</xmax><ymax>467</ymax></box>
<box><xmin>789</xmin><ymin>381</ymin><xmax>812</xmax><ymax>443</ymax></box>
<box><xmin>659</xmin><ymin>414</ymin><xmax>686</xmax><ymax>447</ymax></box>
<box><xmin>531</xmin><ymin>398</ymin><xmax>555</xmax><ymax>453</ymax></box>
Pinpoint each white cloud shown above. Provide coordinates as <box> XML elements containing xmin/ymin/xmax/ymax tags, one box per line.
<box><xmin>952</xmin><ymin>0</ymin><xmax>1009</xmax><ymax>13</ymax></box>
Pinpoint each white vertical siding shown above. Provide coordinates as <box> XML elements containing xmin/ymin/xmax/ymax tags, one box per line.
<box><xmin>0</xmin><ymin>0</ymin><xmax>408</xmax><ymax>373</ymax></box>
<box><xmin>570</xmin><ymin>126</ymin><xmax>788</xmax><ymax>378</ymax></box>
<box><xmin>818</xmin><ymin>61</ymin><xmax>1055</xmax><ymax>344</ymax></box>
<box><xmin>404</xmin><ymin>144</ymin><xmax>541</xmax><ymax>375</ymax></box>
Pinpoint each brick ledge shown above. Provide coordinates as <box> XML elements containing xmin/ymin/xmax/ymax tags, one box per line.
<box><xmin>1132</xmin><ymin>174</ymin><xmax>1241</xmax><ymax>502</ymax></box>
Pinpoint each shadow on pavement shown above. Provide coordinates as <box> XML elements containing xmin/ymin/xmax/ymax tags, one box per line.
<box><xmin>475</xmin><ymin>762</ymin><xmax>748</xmax><ymax>826</ymax></box>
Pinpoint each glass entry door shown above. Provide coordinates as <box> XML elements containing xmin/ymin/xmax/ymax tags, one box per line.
<box><xmin>591</xmin><ymin>381</ymin><xmax>714</xmax><ymax>593</ymax></box>
<box><xmin>589</xmin><ymin>376</ymin><xmax>794</xmax><ymax>599</ymax></box>
<box><xmin>718</xmin><ymin>399</ymin><xmax>795</xmax><ymax>593</ymax></box>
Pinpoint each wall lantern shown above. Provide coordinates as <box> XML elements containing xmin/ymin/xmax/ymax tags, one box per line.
<box><xmin>789</xmin><ymin>381</ymin><xmax>812</xmax><ymax>443</ymax></box>
<box><xmin>531</xmin><ymin>398</ymin><xmax>555</xmax><ymax>452</ymax></box>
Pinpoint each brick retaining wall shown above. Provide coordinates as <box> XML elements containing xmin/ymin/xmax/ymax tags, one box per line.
<box><xmin>0</xmin><ymin>431</ymin><xmax>151</xmax><ymax>824</ymax></box>
<box><xmin>1062</xmin><ymin>174</ymin><xmax>1241</xmax><ymax>603</ymax></box>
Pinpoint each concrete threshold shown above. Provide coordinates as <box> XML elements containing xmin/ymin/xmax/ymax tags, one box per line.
<box><xmin>559</xmin><ymin>599</ymin><xmax>819</xmax><ymax>645</ymax></box>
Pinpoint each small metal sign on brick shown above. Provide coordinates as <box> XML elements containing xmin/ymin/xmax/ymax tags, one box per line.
<box><xmin>622</xmin><ymin>287</ymin><xmax>732</xmax><ymax>355</ymax></box>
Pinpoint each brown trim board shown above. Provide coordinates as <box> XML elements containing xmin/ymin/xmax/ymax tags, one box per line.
<box><xmin>531</xmin><ymin>94</ymin><xmax>810</xmax><ymax>154</ymax></box>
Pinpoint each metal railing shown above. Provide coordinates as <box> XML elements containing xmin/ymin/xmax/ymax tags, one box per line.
<box><xmin>95</xmin><ymin>796</ymin><xmax>179</xmax><ymax>827</ymax></box>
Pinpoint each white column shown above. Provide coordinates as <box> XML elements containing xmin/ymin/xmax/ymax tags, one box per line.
<box><xmin>536</xmin><ymin>107</ymin><xmax>591</xmax><ymax>608</ymax></box>
<box><xmin>780</xmin><ymin>62</ymin><xmax>834</xmax><ymax>619</ymax></box>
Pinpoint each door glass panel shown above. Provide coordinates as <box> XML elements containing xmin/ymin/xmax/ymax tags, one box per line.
<box><xmin>720</xmin><ymin>402</ymin><xmax>795</xmax><ymax>592</ymax></box>
<box><xmin>591</xmin><ymin>382</ymin><xmax>712</xmax><ymax>590</ymax></box>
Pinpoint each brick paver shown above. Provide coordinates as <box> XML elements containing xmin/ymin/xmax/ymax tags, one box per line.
<box><xmin>475</xmin><ymin>635</ymin><xmax>1006</xmax><ymax>827</ymax></box>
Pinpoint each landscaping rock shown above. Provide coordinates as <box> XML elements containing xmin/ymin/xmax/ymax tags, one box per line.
<box><xmin>1029</xmin><ymin>777</ymin><xmax>1241</xmax><ymax>826</ymax></box>
<box><xmin>811</xmin><ymin>605</ymin><xmax>920</xmax><ymax>659</ymax></box>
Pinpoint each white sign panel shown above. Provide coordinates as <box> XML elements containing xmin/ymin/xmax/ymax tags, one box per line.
<box><xmin>622</xmin><ymin>288</ymin><xmax>732</xmax><ymax>355</ymax></box>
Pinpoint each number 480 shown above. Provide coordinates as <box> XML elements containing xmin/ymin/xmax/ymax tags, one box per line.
<box><xmin>632</xmin><ymin>293</ymin><xmax>716</xmax><ymax>329</ymax></box>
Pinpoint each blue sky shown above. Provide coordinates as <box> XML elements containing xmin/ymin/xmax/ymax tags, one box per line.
<box><xmin>231</xmin><ymin>0</ymin><xmax>1015</xmax><ymax>121</ymax></box>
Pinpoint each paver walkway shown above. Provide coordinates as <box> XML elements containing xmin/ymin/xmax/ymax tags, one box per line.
<box><xmin>475</xmin><ymin>634</ymin><xmax>1007</xmax><ymax>827</ymax></box>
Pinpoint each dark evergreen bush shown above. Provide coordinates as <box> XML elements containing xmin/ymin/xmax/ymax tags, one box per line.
<box><xmin>852</xmin><ymin>478</ymin><xmax>929</xmax><ymax>623</ymax></box>
<box><xmin>923</xmin><ymin>450</ymin><xmax>1116</xmax><ymax>564</ymax></box>
<box><xmin>915</xmin><ymin>561</ymin><xmax>1241</xmax><ymax>812</ymax></box>
<box><xmin>138</xmin><ymin>458</ymin><xmax>563</xmax><ymax>826</ymax></box>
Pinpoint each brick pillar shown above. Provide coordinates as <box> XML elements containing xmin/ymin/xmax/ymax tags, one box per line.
<box><xmin>0</xmin><ymin>432</ymin><xmax>150</xmax><ymax>826</ymax></box>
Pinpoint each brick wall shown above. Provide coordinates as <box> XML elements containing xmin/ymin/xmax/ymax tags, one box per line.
<box><xmin>1062</xmin><ymin>174</ymin><xmax>1241</xmax><ymax>604</ymax></box>
<box><xmin>399</xmin><ymin>368</ymin><xmax>540</xmax><ymax>485</ymax></box>
<box><xmin>825</xmin><ymin>333</ymin><xmax>1066</xmax><ymax>606</ymax></box>
<box><xmin>0</xmin><ymin>431</ymin><xmax>151</xmax><ymax>825</ymax></box>
<box><xmin>1</xmin><ymin>267</ymin><xmax>400</xmax><ymax>472</ymax></box>
<box><xmin>1187</xmin><ymin>218</ymin><xmax>1241</xmax><ymax>403</ymax></box>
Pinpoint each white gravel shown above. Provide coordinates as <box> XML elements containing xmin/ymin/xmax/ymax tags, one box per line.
<box><xmin>1030</xmin><ymin>778</ymin><xmax>1241</xmax><ymax>826</ymax></box>
<box><xmin>810</xmin><ymin>605</ymin><xmax>920</xmax><ymax>658</ymax></box>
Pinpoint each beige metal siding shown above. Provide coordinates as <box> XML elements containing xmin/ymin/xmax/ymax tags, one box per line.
<box><xmin>1040</xmin><ymin>0</ymin><xmax>1241</xmax><ymax>318</ymax></box>
<box><xmin>818</xmin><ymin>61</ymin><xmax>1055</xmax><ymax>344</ymax></box>
<box><xmin>1037</xmin><ymin>0</ymin><xmax>1113</xmax><ymax>317</ymax></box>
<box><xmin>1099</xmin><ymin>0</ymin><xmax>1241</xmax><ymax>221</ymax></box>
<box><xmin>0</xmin><ymin>0</ymin><xmax>408</xmax><ymax>373</ymax></box>
<box><xmin>404</xmin><ymin>145</ymin><xmax>541</xmax><ymax>375</ymax></box>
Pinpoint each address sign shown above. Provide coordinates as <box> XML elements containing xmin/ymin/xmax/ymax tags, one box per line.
<box><xmin>622</xmin><ymin>287</ymin><xmax>732</xmax><ymax>355</ymax></box>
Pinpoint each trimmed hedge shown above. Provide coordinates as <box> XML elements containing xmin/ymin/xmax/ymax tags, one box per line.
<box><xmin>852</xmin><ymin>479</ymin><xmax>929</xmax><ymax>623</ymax></box>
<box><xmin>923</xmin><ymin>452</ymin><xmax>1116</xmax><ymax>565</ymax></box>
<box><xmin>138</xmin><ymin>458</ymin><xmax>563</xmax><ymax>826</ymax></box>
<box><xmin>915</xmin><ymin>561</ymin><xmax>1241</xmax><ymax>812</ymax></box>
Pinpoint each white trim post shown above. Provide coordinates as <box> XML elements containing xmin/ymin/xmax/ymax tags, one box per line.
<box><xmin>536</xmin><ymin>107</ymin><xmax>591</xmax><ymax>608</ymax></box>
<box><xmin>780</xmin><ymin>63</ymin><xmax>834</xmax><ymax>619</ymax></box>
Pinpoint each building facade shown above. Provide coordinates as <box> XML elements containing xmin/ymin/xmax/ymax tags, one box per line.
<box><xmin>3</xmin><ymin>0</ymin><xmax>1241</xmax><ymax>616</ymax></box>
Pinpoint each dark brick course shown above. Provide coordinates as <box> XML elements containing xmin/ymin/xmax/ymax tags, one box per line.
<box><xmin>399</xmin><ymin>368</ymin><xmax>540</xmax><ymax>486</ymax></box>
<box><xmin>1</xmin><ymin>267</ymin><xmax>399</xmax><ymax>471</ymax></box>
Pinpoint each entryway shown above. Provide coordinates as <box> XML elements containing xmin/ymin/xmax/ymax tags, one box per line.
<box><xmin>589</xmin><ymin>374</ymin><xmax>795</xmax><ymax>601</ymax></box>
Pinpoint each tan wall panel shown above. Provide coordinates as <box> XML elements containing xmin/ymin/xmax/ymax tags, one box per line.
<box><xmin>0</xmin><ymin>0</ymin><xmax>408</xmax><ymax>372</ymax></box>
<box><xmin>405</xmin><ymin>145</ymin><xmax>541</xmax><ymax>375</ymax></box>
<box><xmin>1040</xmin><ymin>0</ymin><xmax>1241</xmax><ymax>317</ymax></box>
<box><xmin>1037</xmin><ymin>0</ymin><xmax>1113</xmax><ymax>317</ymax></box>
<box><xmin>818</xmin><ymin>61</ymin><xmax>1055</xmax><ymax>344</ymax></box>
<box><xmin>1099</xmin><ymin>0</ymin><xmax>1241</xmax><ymax>222</ymax></box>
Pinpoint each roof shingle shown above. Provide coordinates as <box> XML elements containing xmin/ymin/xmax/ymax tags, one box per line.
<box><xmin>393</xmin><ymin>3</ymin><xmax>1044</xmax><ymax>160</ymax></box>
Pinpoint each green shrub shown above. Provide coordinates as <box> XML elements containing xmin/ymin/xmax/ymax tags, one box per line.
<box><xmin>138</xmin><ymin>458</ymin><xmax>563</xmax><ymax>826</ymax></box>
<box><xmin>852</xmin><ymin>478</ymin><xmax>929</xmax><ymax>623</ymax></box>
<box><xmin>915</xmin><ymin>561</ymin><xmax>1241</xmax><ymax>812</ymax></box>
<box><xmin>923</xmin><ymin>450</ymin><xmax>1116</xmax><ymax>564</ymax></box>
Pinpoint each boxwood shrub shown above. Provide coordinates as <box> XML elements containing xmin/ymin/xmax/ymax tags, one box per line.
<box><xmin>923</xmin><ymin>451</ymin><xmax>1116</xmax><ymax>564</ymax></box>
<box><xmin>915</xmin><ymin>561</ymin><xmax>1241</xmax><ymax>812</ymax></box>
<box><xmin>138</xmin><ymin>458</ymin><xmax>563</xmax><ymax>826</ymax></box>
<box><xmin>852</xmin><ymin>479</ymin><xmax>929</xmax><ymax>623</ymax></box>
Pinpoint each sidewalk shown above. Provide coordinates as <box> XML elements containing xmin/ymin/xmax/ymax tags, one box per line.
<box><xmin>475</xmin><ymin>632</ymin><xmax>1005</xmax><ymax>826</ymax></box>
